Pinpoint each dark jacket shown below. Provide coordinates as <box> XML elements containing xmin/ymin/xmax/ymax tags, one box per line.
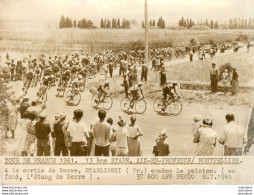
<box><xmin>35</xmin><ymin>120</ymin><xmax>51</xmax><ymax>140</ymax></box>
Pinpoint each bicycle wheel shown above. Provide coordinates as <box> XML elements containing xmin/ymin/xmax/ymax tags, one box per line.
<box><xmin>65</xmin><ymin>90</ymin><xmax>73</xmax><ymax>103</ymax></box>
<box><xmin>91</xmin><ymin>94</ymin><xmax>100</xmax><ymax>107</ymax></box>
<box><xmin>153</xmin><ymin>97</ymin><xmax>164</xmax><ymax>113</ymax></box>
<box><xmin>169</xmin><ymin>100</ymin><xmax>182</xmax><ymax>116</ymax></box>
<box><xmin>41</xmin><ymin>92</ymin><xmax>47</xmax><ymax>103</ymax></box>
<box><xmin>36</xmin><ymin>91</ymin><xmax>41</xmax><ymax>101</ymax></box>
<box><xmin>103</xmin><ymin>96</ymin><xmax>113</xmax><ymax>110</ymax></box>
<box><xmin>120</xmin><ymin>97</ymin><xmax>131</xmax><ymax>112</ymax></box>
<box><xmin>135</xmin><ymin>99</ymin><xmax>146</xmax><ymax>114</ymax></box>
<box><xmin>73</xmin><ymin>92</ymin><xmax>81</xmax><ymax>106</ymax></box>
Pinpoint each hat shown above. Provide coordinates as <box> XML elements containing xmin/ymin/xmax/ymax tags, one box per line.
<box><xmin>104</xmin><ymin>80</ymin><xmax>110</xmax><ymax>84</ymax></box>
<box><xmin>191</xmin><ymin>114</ymin><xmax>202</xmax><ymax>122</ymax></box>
<box><xmin>203</xmin><ymin>115</ymin><xmax>213</xmax><ymax>126</ymax></box>
<box><xmin>59</xmin><ymin>113</ymin><xmax>66</xmax><ymax>120</ymax></box>
<box><xmin>118</xmin><ymin>118</ymin><xmax>126</xmax><ymax>127</ymax></box>
<box><xmin>39</xmin><ymin>111</ymin><xmax>47</xmax><ymax>118</ymax></box>
<box><xmin>138</xmin><ymin>82</ymin><xmax>143</xmax><ymax>85</ymax></box>
<box><xmin>159</xmin><ymin>129</ymin><xmax>167</xmax><ymax>139</ymax></box>
<box><xmin>78</xmin><ymin>75</ymin><xmax>83</xmax><ymax>79</ymax></box>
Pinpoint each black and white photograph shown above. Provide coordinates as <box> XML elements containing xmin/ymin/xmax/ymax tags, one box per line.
<box><xmin>0</xmin><ymin>0</ymin><xmax>254</xmax><ymax>187</ymax></box>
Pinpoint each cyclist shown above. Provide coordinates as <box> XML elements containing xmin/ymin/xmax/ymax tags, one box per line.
<box><xmin>97</xmin><ymin>80</ymin><xmax>111</xmax><ymax>102</ymax></box>
<box><xmin>24</xmin><ymin>69</ymin><xmax>34</xmax><ymax>91</ymax></box>
<box><xmin>130</xmin><ymin>82</ymin><xmax>144</xmax><ymax>107</ymax></box>
<box><xmin>62</xmin><ymin>69</ymin><xmax>71</xmax><ymax>87</ymax></box>
<box><xmin>162</xmin><ymin>82</ymin><xmax>179</xmax><ymax>111</ymax></box>
<box><xmin>34</xmin><ymin>64</ymin><xmax>41</xmax><ymax>83</ymax></box>
<box><xmin>72</xmin><ymin>75</ymin><xmax>83</xmax><ymax>91</ymax></box>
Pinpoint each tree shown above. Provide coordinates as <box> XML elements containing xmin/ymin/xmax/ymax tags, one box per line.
<box><xmin>142</xmin><ymin>20</ymin><xmax>145</xmax><ymax>28</ymax></box>
<box><xmin>153</xmin><ymin>20</ymin><xmax>155</xmax><ymax>27</ymax></box>
<box><xmin>74</xmin><ymin>20</ymin><xmax>76</xmax><ymax>28</ymax></box>
<box><xmin>59</xmin><ymin>15</ymin><xmax>66</xmax><ymax>28</ymax></box>
<box><xmin>106</xmin><ymin>19</ymin><xmax>111</xmax><ymax>28</ymax></box>
<box><xmin>248</xmin><ymin>17</ymin><xmax>252</xmax><ymax>29</ymax></box>
<box><xmin>100</xmin><ymin>18</ymin><xmax>104</xmax><ymax>28</ymax></box>
<box><xmin>112</xmin><ymin>18</ymin><xmax>117</xmax><ymax>28</ymax></box>
<box><xmin>117</xmin><ymin>18</ymin><xmax>121</xmax><ymax>28</ymax></box>
<box><xmin>149</xmin><ymin>20</ymin><xmax>152</xmax><ymax>26</ymax></box>
<box><xmin>210</xmin><ymin>20</ymin><xmax>214</xmax><ymax>29</ymax></box>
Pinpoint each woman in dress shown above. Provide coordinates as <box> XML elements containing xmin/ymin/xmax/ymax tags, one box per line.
<box><xmin>16</xmin><ymin>111</ymin><xmax>30</xmax><ymax>156</ymax></box>
<box><xmin>231</xmin><ymin>68</ymin><xmax>239</xmax><ymax>95</ymax></box>
<box><xmin>25</xmin><ymin>111</ymin><xmax>37</xmax><ymax>156</ymax></box>
<box><xmin>127</xmin><ymin>115</ymin><xmax>143</xmax><ymax>156</ymax></box>
<box><xmin>193</xmin><ymin>116</ymin><xmax>217</xmax><ymax>156</ymax></box>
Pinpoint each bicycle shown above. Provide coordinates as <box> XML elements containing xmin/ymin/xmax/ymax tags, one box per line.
<box><xmin>79</xmin><ymin>78</ymin><xmax>86</xmax><ymax>92</ymax></box>
<box><xmin>91</xmin><ymin>92</ymin><xmax>113</xmax><ymax>110</ymax></box>
<box><xmin>56</xmin><ymin>82</ymin><xmax>67</xmax><ymax>97</ymax></box>
<box><xmin>153</xmin><ymin>95</ymin><xmax>182</xmax><ymax>115</ymax></box>
<box><xmin>36</xmin><ymin>86</ymin><xmax>48</xmax><ymax>103</ymax></box>
<box><xmin>65</xmin><ymin>85</ymin><xmax>81</xmax><ymax>106</ymax></box>
<box><xmin>120</xmin><ymin>94</ymin><xmax>147</xmax><ymax>114</ymax></box>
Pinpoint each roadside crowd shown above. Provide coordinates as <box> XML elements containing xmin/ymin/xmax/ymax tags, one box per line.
<box><xmin>1</xmin><ymin>94</ymin><xmax>250</xmax><ymax>157</ymax></box>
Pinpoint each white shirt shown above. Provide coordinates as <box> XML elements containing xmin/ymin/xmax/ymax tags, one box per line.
<box><xmin>67</xmin><ymin>121</ymin><xmax>88</xmax><ymax>142</ymax></box>
<box><xmin>115</xmin><ymin>126</ymin><xmax>129</xmax><ymax>148</ymax></box>
<box><xmin>219</xmin><ymin>121</ymin><xmax>247</xmax><ymax>148</ymax></box>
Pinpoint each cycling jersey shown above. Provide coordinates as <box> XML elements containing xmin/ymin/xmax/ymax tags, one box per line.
<box><xmin>27</xmin><ymin>71</ymin><xmax>34</xmax><ymax>79</ymax></box>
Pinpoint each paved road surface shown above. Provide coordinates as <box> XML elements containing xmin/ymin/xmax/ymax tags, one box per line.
<box><xmin>7</xmin><ymin>81</ymin><xmax>251</xmax><ymax>156</ymax></box>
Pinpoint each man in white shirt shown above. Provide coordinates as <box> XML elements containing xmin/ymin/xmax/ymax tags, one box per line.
<box><xmin>219</xmin><ymin>113</ymin><xmax>247</xmax><ymax>156</ymax></box>
<box><xmin>93</xmin><ymin>109</ymin><xmax>111</xmax><ymax>156</ymax></box>
<box><xmin>66</xmin><ymin>109</ymin><xmax>89</xmax><ymax>156</ymax></box>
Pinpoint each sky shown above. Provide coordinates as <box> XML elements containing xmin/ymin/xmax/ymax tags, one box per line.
<box><xmin>0</xmin><ymin>0</ymin><xmax>254</xmax><ymax>24</ymax></box>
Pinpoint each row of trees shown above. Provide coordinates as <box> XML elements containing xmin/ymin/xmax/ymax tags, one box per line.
<box><xmin>181</xmin><ymin>16</ymin><xmax>254</xmax><ymax>30</ymax></box>
<box><xmin>100</xmin><ymin>18</ymin><xmax>131</xmax><ymax>29</ymax></box>
<box><xmin>59</xmin><ymin>15</ymin><xmax>95</xmax><ymax>29</ymax></box>
<box><xmin>197</xmin><ymin>19</ymin><xmax>220</xmax><ymax>29</ymax></box>
<box><xmin>178</xmin><ymin>16</ymin><xmax>195</xmax><ymax>28</ymax></box>
<box><xmin>229</xmin><ymin>17</ymin><xmax>254</xmax><ymax>29</ymax></box>
<box><xmin>142</xmin><ymin>17</ymin><xmax>165</xmax><ymax>29</ymax></box>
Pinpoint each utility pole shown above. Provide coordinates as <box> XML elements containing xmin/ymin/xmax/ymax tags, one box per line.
<box><xmin>145</xmin><ymin>0</ymin><xmax>148</xmax><ymax>65</ymax></box>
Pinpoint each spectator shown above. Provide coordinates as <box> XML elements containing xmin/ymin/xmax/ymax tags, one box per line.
<box><xmin>127</xmin><ymin>115</ymin><xmax>143</xmax><ymax>156</ymax></box>
<box><xmin>6</xmin><ymin>99</ymin><xmax>18</xmax><ymax>138</ymax></box>
<box><xmin>66</xmin><ymin>109</ymin><xmax>89</xmax><ymax>156</ymax></box>
<box><xmin>244</xmin><ymin>107</ymin><xmax>254</xmax><ymax>154</ymax></box>
<box><xmin>221</xmin><ymin>69</ymin><xmax>230</xmax><ymax>94</ymax></box>
<box><xmin>17</xmin><ymin>111</ymin><xmax>30</xmax><ymax>156</ymax></box>
<box><xmin>210</xmin><ymin>63</ymin><xmax>219</xmax><ymax>93</ymax></box>
<box><xmin>155</xmin><ymin>129</ymin><xmax>170</xmax><ymax>156</ymax></box>
<box><xmin>25</xmin><ymin>111</ymin><xmax>37</xmax><ymax>156</ymax></box>
<box><xmin>128</xmin><ymin>68</ymin><xmax>133</xmax><ymax>88</ymax></box>
<box><xmin>53</xmin><ymin>113</ymin><xmax>68</xmax><ymax>156</ymax></box>
<box><xmin>19</xmin><ymin>96</ymin><xmax>30</xmax><ymax>119</ymax></box>
<box><xmin>115</xmin><ymin>117</ymin><xmax>129</xmax><ymax>156</ymax></box>
<box><xmin>189</xmin><ymin>50</ymin><xmax>193</xmax><ymax>62</ymax></box>
<box><xmin>121</xmin><ymin>74</ymin><xmax>129</xmax><ymax>98</ymax></box>
<box><xmin>93</xmin><ymin>109</ymin><xmax>111</xmax><ymax>156</ymax></box>
<box><xmin>231</xmin><ymin>67</ymin><xmax>239</xmax><ymax>95</ymax></box>
<box><xmin>108</xmin><ymin>61</ymin><xmax>114</xmax><ymax>78</ymax></box>
<box><xmin>191</xmin><ymin>114</ymin><xmax>203</xmax><ymax>135</ymax></box>
<box><xmin>35</xmin><ymin>111</ymin><xmax>51</xmax><ymax>156</ymax></box>
<box><xmin>141</xmin><ymin>63</ymin><xmax>148</xmax><ymax>82</ymax></box>
<box><xmin>107</xmin><ymin>118</ymin><xmax>117</xmax><ymax>156</ymax></box>
<box><xmin>160</xmin><ymin>66</ymin><xmax>167</xmax><ymax>86</ymax></box>
<box><xmin>219</xmin><ymin>113</ymin><xmax>247</xmax><ymax>156</ymax></box>
<box><xmin>193</xmin><ymin>116</ymin><xmax>217</xmax><ymax>156</ymax></box>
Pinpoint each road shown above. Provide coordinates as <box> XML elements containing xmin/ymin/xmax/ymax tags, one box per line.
<box><xmin>2</xmin><ymin>46</ymin><xmax>253</xmax><ymax>156</ymax></box>
<box><xmin>6</xmin><ymin>80</ymin><xmax>251</xmax><ymax>156</ymax></box>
